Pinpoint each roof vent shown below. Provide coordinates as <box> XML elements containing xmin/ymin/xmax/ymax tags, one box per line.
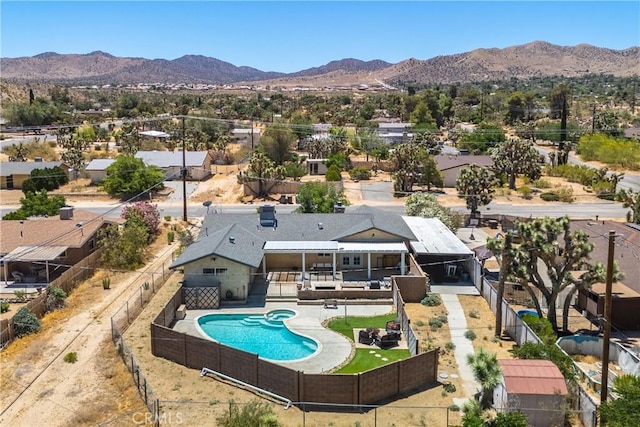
<box><xmin>334</xmin><ymin>202</ymin><xmax>345</xmax><ymax>214</ymax></box>
<box><xmin>318</xmin><ymin>223</ymin><xmax>324</xmax><ymax>230</ymax></box>
<box><xmin>229</xmin><ymin>236</ymin><xmax>235</xmax><ymax>244</ymax></box>
<box><xmin>259</xmin><ymin>204</ymin><xmax>277</xmax><ymax>228</ymax></box>
<box><xmin>60</xmin><ymin>206</ymin><xmax>74</xmax><ymax>220</ymax></box>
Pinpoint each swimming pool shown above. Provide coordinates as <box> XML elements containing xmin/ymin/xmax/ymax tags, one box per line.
<box><xmin>195</xmin><ymin>309</ymin><xmax>319</xmax><ymax>361</ymax></box>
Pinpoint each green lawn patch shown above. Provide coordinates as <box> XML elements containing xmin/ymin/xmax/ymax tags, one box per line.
<box><xmin>327</xmin><ymin>313</ymin><xmax>398</xmax><ymax>341</ymax></box>
<box><xmin>334</xmin><ymin>348</ymin><xmax>411</xmax><ymax>374</ymax></box>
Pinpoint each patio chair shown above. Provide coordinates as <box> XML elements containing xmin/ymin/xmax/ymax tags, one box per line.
<box><xmin>359</xmin><ymin>329</ymin><xmax>374</xmax><ymax>345</ymax></box>
<box><xmin>376</xmin><ymin>333</ymin><xmax>399</xmax><ymax>349</ymax></box>
<box><xmin>385</xmin><ymin>320</ymin><xmax>401</xmax><ymax>335</ymax></box>
<box><xmin>11</xmin><ymin>271</ymin><xmax>24</xmax><ymax>283</ymax></box>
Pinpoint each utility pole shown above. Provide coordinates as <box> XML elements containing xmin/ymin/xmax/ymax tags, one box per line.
<box><xmin>182</xmin><ymin>115</ymin><xmax>187</xmax><ymax>222</ymax></box>
<box><xmin>251</xmin><ymin>120</ymin><xmax>254</xmax><ymax>151</ymax></box>
<box><xmin>591</xmin><ymin>103</ymin><xmax>597</xmax><ymax>134</ymax></box>
<box><xmin>600</xmin><ymin>230</ymin><xmax>616</xmax><ymax>403</ymax></box>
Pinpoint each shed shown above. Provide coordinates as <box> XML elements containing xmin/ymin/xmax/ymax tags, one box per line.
<box><xmin>435</xmin><ymin>155</ymin><xmax>494</xmax><ymax>187</ymax></box>
<box><xmin>306</xmin><ymin>158</ymin><xmax>328</xmax><ymax>175</ymax></box>
<box><xmin>85</xmin><ymin>158</ymin><xmax>116</xmax><ymax>184</ymax></box>
<box><xmin>494</xmin><ymin>359</ymin><xmax>568</xmax><ymax>427</ymax></box>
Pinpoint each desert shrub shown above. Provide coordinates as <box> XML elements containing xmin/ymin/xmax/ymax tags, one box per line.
<box><xmin>45</xmin><ymin>286</ymin><xmax>67</xmax><ymax>310</ymax></box>
<box><xmin>521</xmin><ymin>314</ymin><xmax>556</xmax><ymax>344</ymax></box>
<box><xmin>540</xmin><ymin>192</ymin><xmax>560</xmax><ymax>202</ymax></box>
<box><xmin>167</xmin><ymin>231</ymin><xmax>175</xmax><ymax>244</ymax></box>
<box><xmin>1</xmin><ymin>301</ymin><xmax>9</xmax><ymax>313</ymax></box>
<box><xmin>348</xmin><ymin>166</ymin><xmax>371</xmax><ymax>181</ymax></box>
<box><xmin>121</xmin><ymin>201</ymin><xmax>161</xmax><ymax>241</ymax></box>
<box><xmin>13</xmin><ymin>307</ymin><xmax>41</xmax><ymax>337</ymax></box>
<box><xmin>517</xmin><ymin>185</ymin><xmax>532</xmax><ymax>199</ymax></box>
<box><xmin>533</xmin><ymin>178</ymin><xmax>552</xmax><ymax>189</ymax></box>
<box><xmin>14</xmin><ymin>290</ymin><xmax>27</xmax><ymax>302</ymax></box>
<box><xmin>102</xmin><ymin>278</ymin><xmax>111</xmax><ymax>290</ymax></box>
<box><xmin>556</xmin><ymin>186</ymin><xmax>575</xmax><ymax>202</ymax></box>
<box><xmin>445</xmin><ymin>342</ymin><xmax>456</xmax><ymax>351</ymax></box>
<box><xmin>469</xmin><ymin>309</ymin><xmax>480</xmax><ymax>319</ymax></box>
<box><xmin>64</xmin><ymin>352</ymin><xmax>78</xmax><ymax>363</ymax></box>
<box><xmin>216</xmin><ymin>400</ymin><xmax>282</xmax><ymax>427</ymax></box>
<box><xmin>415</xmin><ymin>320</ymin><xmax>425</xmax><ymax>327</ymax></box>
<box><xmin>325</xmin><ymin>164</ymin><xmax>342</xmax><ymax>182</ymax></box>
<box><xmin>429</xmin><ymin>315</ymin><xmax>448</xmax><ymax>331</ymax></box>
<box><xmin>421</xmin><ymin>293</ymin><xmax>442</xmax><ymax>307</ymax></box>
<box><xmin>464</xmin><ymin>330</ymin><xmax>476</xmax><ymax>341</ymax></box>
<box><xmin>164</xmin><ymin>215</ymin><xmax>172</xmax><ymax>221</ymax></box>
<box><xmin>443</xmin><ymin>382</ymin><xmax>457</xmax><ymax>393</ymax></box>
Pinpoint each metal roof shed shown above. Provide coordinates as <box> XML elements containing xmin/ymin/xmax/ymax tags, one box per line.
<box><xmin>402</xmin><ymin>216</ymin><xmax>473</xmax><ymax>256</ymax></box>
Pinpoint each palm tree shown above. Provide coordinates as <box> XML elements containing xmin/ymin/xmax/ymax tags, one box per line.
<box><xmin>467</xmin><ymin>348</ymin><xmax>502</xmax><ymax>409</ymax></box>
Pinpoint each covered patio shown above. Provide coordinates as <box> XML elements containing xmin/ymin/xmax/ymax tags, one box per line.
<box><xmin>1</xmin><ymin>245</ymin><xmax>69</xmax><ymax>293</ymax></box>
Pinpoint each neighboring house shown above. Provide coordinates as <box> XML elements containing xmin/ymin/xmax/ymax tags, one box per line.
<box><xmin>231</xmin><ymin>128</ymin><xmax>261</xmax><ymax>145</ymax></box>
<box><xmin>377</xmin><ymin>122</ymin><xmax>413</xmax><ymax>144</ymax></box>
<box><xmin>139</xmin><ymin>130</ymin><xmax>169</xmax><ymax>140</ymax></box>
<box><xmin>573</xmin><ymin>220</ymin><xmax>640</xmax><ymax>331</ymax></box>
<box><xmin>0</xmin><ymin>208</ymin><xmax>118</xmax><ymax>284</ymax></box>
<box><xmin>624</xmin><ymin>127</ymin><xmax>640</xmax><ymax>140</ymax></box>
<box><xmin>135</xmin><ymin>151</ymin><xmax>213</xmax><ymax>181</ymax></box>
<box><xmin>494</xmin><ymin>359</ymin><xmax>568</xmax><ymax>427</ymax></box>
<box><xmin>0</xmin><ymin>161</ymin><xmax>70</xmax><ymax>190</ymax></box>
<box><xmin>85</xmin><ymin>158</ymin><xmax>116</xmax><ymax>184</ymax></box>
<box><xmin>306</xmin><ymin>158</ymin><xmax>328</xmax><ymax>175</ymax></box>
<box><xmin>170</xmin><ymin>205</ymin><xmax>474</xmax><ymax>302</ymax></box>
<box><xmin>434</xmin><ymin>154</ymin><xmax>494</xmax><ymax>187</ymax></box>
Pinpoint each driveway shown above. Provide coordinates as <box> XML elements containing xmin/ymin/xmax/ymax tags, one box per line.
<box><xmin>360</xmin><ymin>180</ymin><xmax>395</xmax><ymax>203</ymax></box>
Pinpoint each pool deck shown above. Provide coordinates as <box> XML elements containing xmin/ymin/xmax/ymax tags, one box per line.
<box><xmin>173</xmin><ymin>302</ymin><xmax>394</xmax><ymax>374</ymax></box>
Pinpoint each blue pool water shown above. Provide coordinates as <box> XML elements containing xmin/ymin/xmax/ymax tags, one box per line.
<box><xmin>517</xmin><ymin>309</ymin><xmax>540</xmax><ymax>318</ymax></box>
<box><xmin>196</xmin><ymin>309</ymin><xmax>319</xmax><ymax>361</ymax></box>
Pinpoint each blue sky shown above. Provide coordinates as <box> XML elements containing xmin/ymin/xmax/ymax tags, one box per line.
<box><xmin>1</xmin><ymin>1</ymin><xmax>639</xmax><ymax>73</ymax></box>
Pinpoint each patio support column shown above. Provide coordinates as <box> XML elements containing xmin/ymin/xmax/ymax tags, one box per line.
<box><xmin>400</xmin><ymin>252</ymin><xmax>406</xmax><ymax>275</ymax></box>
<box><xmin>3</xmin><ymin>261</ymin><xmax>7</xmax><ymax>285</ymax></box>
<box><xmin>262</xmin><ymin>257</ymin><xmax>267</xmax><ymax>279</ymax></box>
<box><xmin>46</xmin><ymin>260</ymin><xmax>50</xmax><ymax>283</ymax></box>
<box><xmin>332</xmin><ymin>253</ymin><xmax>336</xmax><ymax>279</ymax></box>
<box><xmin>367</xmin><ymin>252</ymin><xmax>371</xmax><ymax>279</ymax></box>
<box><xmin>301</xmin><ymin>252</ymin><xmax>306</xmax><ymax>281</ymax></box>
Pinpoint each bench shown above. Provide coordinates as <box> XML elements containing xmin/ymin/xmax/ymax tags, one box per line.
<box><xmin>176</xmin><ymin>304</ymin><xmax>187</xmax><ymax>320</ymax></box>
<box><xmin>324</xmin><ymin>298</ymin><xmax>338</xmax><ymax>309</ymax></box>
<box><xmin>312</xmin><ymin>263</ymin><xmax>332</xmax><ymax>271</ymax></box>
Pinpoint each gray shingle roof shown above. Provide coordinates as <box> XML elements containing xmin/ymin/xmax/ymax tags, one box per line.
<box><xmin>0</xmin><ymin>161</ymin><xmax>65</xmax><ymax>176</ymax></box>
<box><xmin>86</xmin><ymin>159</ymin><xmax>116</xmax><ymax>171</ymax></box>
<box><xmin>171</xmin><ymin>206</ymin><xmax>418</xmax><ymax>270</ymax></box>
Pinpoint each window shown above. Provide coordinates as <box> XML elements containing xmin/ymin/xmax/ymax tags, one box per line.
<box><xmin>88</xmin><ymin>239</ymin><xmax>96</xmax><ymax>251</ymax></box>
<box><xmin>204</xmin><ymin>268</ymin><xmax>227</xmax><ymax>276</ymax></box>
<box><xmin>318</xmin><ymin>253</ymin><xmax>330</xmax><ymax>257</ymax></box>
<box><xmin>342</xmin><ymin>256</ymin><xmax>350</xmax><ymax>266</ymax></box>
<box><xmin>353</xmin><ymin>255</ymin><xmax>361</xmax><ymax>266</ymax></box>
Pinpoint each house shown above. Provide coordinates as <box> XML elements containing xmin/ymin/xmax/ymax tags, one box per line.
<box><xmin>231</xmin><ymin>128</ymin><xmax>261</xmax><ymax>146</ymax></box>
<box><xmin>170</xmin><ymin>206</ymin><xmax>469</xmax><ymax>302</ymax></box>
<box><xmin>624</xmin><ymin>127</ymin><xmax>640</xmax><ymax>140</ymax></box>
<box><xmin>0</xmin><ymin>161</ymin><xmax>70</xmax><ymax>190</ymax></box>
<box><xmin>139</xmin><ymin>130</ymin><xmax>169</xmax><ymax>140</ymax></box>
<box><xmin>134</xmin><ymin>151</ymin><xmax>213</xmax><ymax>181</ymax></box>
<box><xmin>85</xmin><ymin>158</ymin><xmax>116</xmax><ymax>184</ymax></box>
<box><xmin>494</xmin><ymin>359</ymin><xmax>568</xmax><ymax>427</ymax></box>
<box><xmin>572</xmin><ymin>220</ymin><xmax>640</xmax><ymax>331</ymax></box>
<box><xmin>434</xmin><ymin>154</ymin><xmax>494</xmax><ymax>187</ymax></box>
<box><xmin>377</xmin><ymin>122</ymin><xmax>413</xmax><ymax>144</ymax></box>
<box><xmin>0</xmin><ymin>208</ymin><xmax>119</xmax><ymax>284</ymax></box>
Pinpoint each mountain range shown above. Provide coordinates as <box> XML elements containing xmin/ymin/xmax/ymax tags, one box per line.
<box><xmin>1</xmin><ymin>42</ymin><xmax>638</xmax><ymax>86</ymax></box>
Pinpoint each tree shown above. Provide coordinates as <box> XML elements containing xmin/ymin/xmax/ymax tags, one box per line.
<box><xmin>390</xmin><ymin>144</ymin><xmax>442</xmax><ymax>195</ymax></box>
<box><xmin>455</xmin><ymin>164</ymin><xmax>497</xmax><ymax>214</ymax></box>
<box><xmin>3</xmin><ymin>190</ymin><xmax>67</xmax><ymax>220</ymax></box>
<box><xmin>59</xmin><ymin>128</ymin><xmax>90</xmax><ymax>180</ymax></box>
<box><xmin>405</xmin><ymin>192</ymin><xmax>461</xmax><ymax>232</ymax></box>
<box><xmin>549</xmin><ymin>84</ymin><xmax>571</xmax><ymax>164</ymax></box>
<box><xmin>505</xmin><ymin>92</ymin><xmax>526</xmax><ymax>125</ymax></box>
<box><xmin>491</xmin><ymin>139</ymin><xmax>543</xmax><ymax>190</ymax></box>
<box><xmin>98</xmin><ymin>222</ymin><xmax>149</xmax><ymax>269</ymax></box>
<box><xmin>458</xmin><ymin>123</ymin><xmax>506</xmax><ymax>154</ymax></box>
<box><xmin>294</xmin><ymin>182</ymin><xmax>349</xmax><ymax>213</ymax></box>
<box><xmin>467</xmin><ymin>348</ymin><xmax>502</xmax><ymax>409</ymax></box>
<box><xmin>599</xmin><ymin>375</ymin><xmax>640</xmax><ymax>427</ymax></box>
<box><xmin>116</xmin><ymin>123</ymin><xmax>142</xmax><ymax>155</ymax></box>
<box><xmin>325</xmin><ymin>164</ymin><xmax>342</xmax><ymax>182</ymax></box>
<box><xmin>241</xmin><ymin>145</ymin><xmax>283</xmax><ymax>198</ymax></box>
<box><xmin>507</xmin><ymin>216</ymin><xmax>616</xmax><ymax>332</ymax></box>
<box><xmin>261</xmin><ymin>125</ymin><xmax>296</xmax><ymax>165</ymax></box>
<box><xmin>21</xmin><ymin>166</ymin><xmax>68</xmax><ymax>195</ymax></box>
<box><xmin>102</xmin><ymin>156</ymin><xmax>165</xmax><ymax>200</ymax></box>
<box><xmin>121</xmin><ymin>202</ymin><xmax>160</xmax><ymax>242</ymax></box>
<box><xmin>486</xmin><ymin>232</ymin><xmax>516</xmax><ymax>337</ymax></box>
<box><xmin>7</xmin><ymin>142</ymin><xmax>28</xmax><ymax>162</ymax></box>
<box><xmin>616</xmin><ymin>189</ymin><xmax>640</xmax><ymax>224</ymax></box>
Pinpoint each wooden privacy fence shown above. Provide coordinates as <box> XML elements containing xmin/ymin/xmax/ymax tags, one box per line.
<box><xmin>151</xmin><ymin>286</ymin><xmax>439</xmax><ymax>406</ymax></box>
<box><xmin>1</xmin><ymin>250</ymin><xmax>101</xmax><ymax>349</ymax></box>
<box><xmin>243</xmin><ymin>179</ymin><xmax>343</xmax><ymax>198</ymax></box>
